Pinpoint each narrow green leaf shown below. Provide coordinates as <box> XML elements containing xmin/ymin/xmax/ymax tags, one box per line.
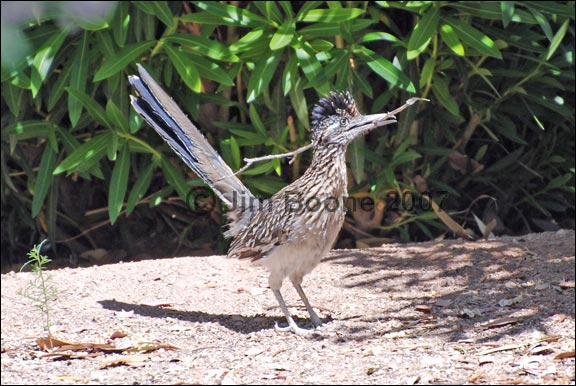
<box><xmin>439</xmin><ymin>24</ymin><xmax>465</xmax><ymax>57</ymax></box>
<box><xmin>525</xmin><ymin>1</ymin><xmax>575</xmax><ymax>18</ymax></box>
<box><xmin>407</xmin><ymin>7</ymin><xmax>440</xmax><ymax>60</ymax></box>
<box><xmin>5</xmin><ymin>70</ymin><xmax>30</xmax><ymax>89</ymax></box>
<box><xmin>419</xmin><ymin>57</ymin><xmax>436</xmax><ymax>89</ymax></box>
<box><xmin>229</xmin><ymin>28</ymin><xmax>265</xmax><ymax>53</ymax></box>
<box><xmin>444</xmin><ymin>18</ymin><xmax>503</xmax><ymax>59</ymax></box>
<box><xmin>66</xmin><ymin>3</ymin><xmax>112</xmax><ymax>30</ymax></box>
<box><xmin>46</xmin><ymin>173</ymin><xmax>59</xmax><ymax>248</ymax></box>
<box><xmin>112</xmin><ymin>1</ymin><xmax>130</xmax><ymax>47</ymax></box>
<box><xmin>187</xmin><ymin>2</ymin><xmax>268</xmax><ymax>27</ymax></box>
<box><xmin>165</xmin><ymin>34</ymin><xmax>239</xmax><ymax>62</ymax></box>
<box><xmin>48</xmin><ymin>128</ymin><xmax>58</xmax><ymax>153</ymax></box>
<box><xmin>108</xmin><ymin>131</ymin><xmax>119</xmax><ymax>160</ymax></box>
<box><xmin>228</xmin><ymin>136</ymin><xmax>241</xmax><ymax>170</ymax></box>
<box><xmin>253</xmin><ymin>1</ymin><xmax>282</xmax><ymax>23</ymax></box>
<box><xmin>414</xmin><ymin>146</ymin><xmax>458</xmax><ymax>157</ymax></box>
<box><xmin>161</xmin><ymin>156</ymin><xmax>190</xmax><ymax>199</ymax></box>
<box><xmin>492</xmin><ymin>115</ymin><xmax>526</xmax><ymax>145</ymax></box>
<box><xmin>309</xmin><ymin>39</ymin><xmax>334</xmax><ymax>52</ymax></box>
<box><xmin>288</xmin><ymin>77</ymin><xmax>309</xmax><ymax>130</ymax></box>
<box><xmin>54</xmin><ymin>132</ymin><xmax>113</xmax><ymax>174</ymax></box>
<box><xmin>179</xmin><ymin>13</ymin><xmax>242</xmax><ymax>26</ymax></box>
<box><xmin>282</xmin><ymin>51</ymin><xmax>298</xmax><ymax>96</ymax></box>
<box><xmin>26</xmin><ymin>24</ymin><xmax>59</xmax><ymax>49</ymax></box>
<box><xmin>246</xmin><ymin>175</ymin><xmax>287</xmax><ymax>194</ymax></box>
<box><xmin>82</xmin><ymin>166</ymin><xmax>105</xmax><ymax>181</ymax></box>
<box><xmin>134</xmin><ymin>1</ymin><xmax>174</xmax><ymax>27</ymax></box>
<box><xmin>270</xmin><ymin>21</ymin><xmax>295</xmax><ymax>50</ymax></box>
<box><xmin>448</xmin><ymin>3</ymin><xmax>503</xmax><ymax>20</ymax></box>
<box><xmin>358</xmin><ymin>32</ymin><xmax>399</xmax><ymax>44</ymax></box>
<box><xmin>30</xmin><ymin>28</ymin><xmax>68</xmax><ymax>98</ymax></box>
<box><xmin>273</xmin><ymin>157</ymin><xmax>281</xmax><ymax>176</ymax></box>
<box><xmin>299</xmin><ymin>8</ymin><xmax>364</xmax><ymax>23</ymax></box>
<box><xmin>58</xmin><ymin>131</ymin><xmax>104</xmax><ymax>180</ymax></box>
<box><xmin>348</xmin><ymin>138</ymin><xmax>365</xmax><ymax>184</ymax></box>
<box><xmin>68</xmin><ymin>31</ymin><xmax>90</xmax><ymax>127</ymax></box>
<box><xmin>296</xmin><ymin>1</ymin><xmax>324</xmax><ymax>19</ymax></box>
<box><xmin>106</xmin><ymin>100</ymin><xmax>130</xmax><ymax>133</ymax></box>
<box><xmin>31</xmin><ymin>144</ymin><xmax>57</xmax><ymax>217</ymax></box>
<box><xmin>249</xmin><ymin>104</ymin><xmax>267</xmax><ymax>136</ymax></box>
<box><xmin>93</xmin><ymin>41</ymin><xmax>155</xmax><ymax>81</ymax></box>
<box><xmin>299</xmin><ymin>23</ymin><xmax>341</xmax><ymax>37</ymax></box>
<box><xmin>279</xmin><ymin>2</ymin><xmax>294</xmax><ymax>19</ymax></box>
<box><xmin>126</xmin><ymin>160</ymin><xmax>156</xmax><ymax>215</ymax></box>
<box><xmin>486</xmin><ymin>148</ymin><xmax>524</xmax><ymax>173</ymax></box>
<box><xmin>1</xmin><ymin>121</ymin><xmax>52</xmax><ymax>140</ymax></box>
<box><xmin>66</xmin><ymin>87</ymin><xmax>112</xmax><ymax>128</ymax></box>
<box><xmin>360</xmin><ymin>49</ymin><xmax>415</xmax><ymax>92</ymax></box>
<box><xmin>294</xmin><ymin>42</ymin><xmax>321</xmax><ymax>81</ymax></box>
<box><xmin>186</xmin><ymin>54</ymin><xmax>234</xmax><ymax>86</ymax></box>
<box><xmin>352</xmin><ymin>68</ymin><xmax>373</xmax><ymax>98</ymax></box>
<box><xmin>546</xmin><ymin>19</ymin><xmax>569</xmax><ymax>61</ymax></box>
<box><xmin>391</xmin><ymin>150</ymin><xmax>422</xmax><ymax>166</ymax></box>
<box><xmin>294</xmin><ymin>40</ymin><xmax>328</xmax><ymax>94</ymax></box>
<box><xmin>242</xmin><ymin>160</ymin><xmax>276</xmax><ymax>175</ymax></box>
<box><xmin>525</xmin><ymin>94</ymin><xmax>574</xmax><ymax>119</ymax></box>
<box><xmin>393</xmin><ymin>137</ymin><xmax>413</xmax><ymax>161</ymax></box>
<box><xmin>544</xmin><ymin>173</ymin><xmax>572</xmax><ymax>192</ymax></box>
<box><xmin>2</xmin><ymin>82</ymin><xmax>24</xmax><ymax>117</ymax></box>
<box><xmin>164</xmin><ymin>45</ymin><xmax>201</xmax><ymax>93</ymax></box>
<box><xmin>47</xmin><ymin>61</ymin><xmax>72</xmax><ymax>111</ymax></box>
<box><xmin>130</xmin><ymin>108</ymin><xmax>143</xmax><ymax>133</ymax></box>
<box><xmin>108</xmin><ymin>142</ymin><xmax>130</xmax><ymax>224</ymax></box>
<box><xmin>221</xmin><ymin>127</ymin><xmax>266</xmax><ymax>145</ymax></box>
<box><xmin>198</xmin><ymin>92</ymin><xmax>242</xmax><ymax>107</ymax></box>
<box><xmin>95</xmin><ymin>29</ymin><xmax>117</xmax><ymax>58</ymax></box>
<box><xmin>334</xmin><ymin>62</ymin><xmax>350</xmax><ymax>92</ymax></box>
<box><xmin>115</xmin><ymin>74</ymin><xmax>129</xmax><ymax>117</ymax></box>
<box><xmin>219</xmin><ymin>137</ymin><xmax>234</xmax><ymax>167</ymax></box>
<box><xmin>432</xmin><ymin>74</ymin><xmax>460</xmax><ymax>116</ymax></box>
<box><xmin>309</xmin><ymin>49</ymin><xmax>348</xmax><ymax>89</ymax></box>
<box><xmin>526</xmin><ymin>7</ymin><xmax>554</xmax><ymax>42</ymax></box>
<box><xmin>501</xmin><ymin>2</ymin><xmax>514</xmax><ymax>27</ymax></box>
<box><xmin>57</xmin><ymin>125</ymin><xmax>81</xmax><ymax>152</ymax></box>
<box><xmin>246</xmin><ymin>49</ymin><xmax>282</xmax><ymax>102</ymax></box>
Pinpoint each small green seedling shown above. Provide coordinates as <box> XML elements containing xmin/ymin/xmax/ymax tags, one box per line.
<box><xmin>18</xmin><ymin>240</ymin><xmax>57</xmax><ymax>337</ymax></box>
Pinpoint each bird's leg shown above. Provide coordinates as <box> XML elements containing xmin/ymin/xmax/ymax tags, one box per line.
<box><xmin>290</xmin><ymin>276</ymin><xmax>323</xmax><ymax>327</ymax></box>
<box><xmin>272</xmin><ymin>289</ymin><xmax>317</xmax><ymax>336</ymax></box>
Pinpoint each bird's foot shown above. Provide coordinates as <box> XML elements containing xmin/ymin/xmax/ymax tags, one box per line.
<box><xmin>274</xmin><ymin>320</ymin><xmax>321</xmax><ymax>337</ymax></box>
<box><xmin>308</xmin><ymin>310</ymin><xmax>324</xmax><ymax>328</ymax></box>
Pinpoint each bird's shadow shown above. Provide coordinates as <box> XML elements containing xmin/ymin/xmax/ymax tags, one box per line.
<box><xmin>98</xmin><ymin>299</ymin><xmax>326</xmax><ymax>335</ymax></box>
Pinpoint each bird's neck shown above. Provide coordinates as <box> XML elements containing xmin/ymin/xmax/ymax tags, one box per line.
<box><xmin>302</xmin><ymin>143</ymin><xmax>348</xmax><ymax>198</ymax></box>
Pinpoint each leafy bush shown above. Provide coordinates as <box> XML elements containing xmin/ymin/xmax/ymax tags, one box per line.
<box><xmin>1</xmin><ymin>1</ymin><xmax>574</xmax><ymax>268</ymax></box>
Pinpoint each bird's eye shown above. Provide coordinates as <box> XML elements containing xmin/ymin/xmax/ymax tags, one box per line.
<box><xmin>339</xmin><ymin>117</ymin><xmax>348</xmax><ymax>126</ymax></box>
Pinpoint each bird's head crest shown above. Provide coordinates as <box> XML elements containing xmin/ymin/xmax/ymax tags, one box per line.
<box><xmin>311</xmin><ymin>91</ymin><xmax>359</xmax><ymax>129</ymax></box>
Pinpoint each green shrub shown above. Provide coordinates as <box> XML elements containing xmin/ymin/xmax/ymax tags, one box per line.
<box><xmin>1</xmin><ymin>1</ymin><xmax>574</xmax><ymax>267</ymax></box>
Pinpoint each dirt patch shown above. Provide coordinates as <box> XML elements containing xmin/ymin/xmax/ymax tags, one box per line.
<box><xmin>1</xmin><ymin>230</ymin><xmax>574</xmax><ymax>384</ymax></box>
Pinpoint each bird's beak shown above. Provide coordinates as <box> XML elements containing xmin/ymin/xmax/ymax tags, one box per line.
<box><xmin>348</xmin><ymin>112</ymin><xmax>397</xmax><ymax>137</ymax></box>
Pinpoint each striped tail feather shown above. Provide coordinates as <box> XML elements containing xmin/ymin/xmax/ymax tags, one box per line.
<box><xmin>128</xmin><ymin>64</ymin><xmax>253</xmax><ymax>208</ymax></box>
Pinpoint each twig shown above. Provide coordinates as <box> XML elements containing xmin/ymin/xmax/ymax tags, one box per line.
<box><xmin>220</xmin><ymin>97</ymin><xmax>429</xmax><ymax>179</ymax></box>
<box><xmin>227</xmin><ymin>143</ymin><xmax>313</xmax><ymax>179</ymax></box>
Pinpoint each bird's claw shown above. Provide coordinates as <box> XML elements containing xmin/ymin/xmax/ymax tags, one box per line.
<box><xmin>274</xmin><ymin>320</ymin><xmax>321</xmax><ymax>337</ymax></box>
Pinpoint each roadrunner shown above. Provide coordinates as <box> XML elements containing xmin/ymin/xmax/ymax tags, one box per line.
<box><xmin>129</xmin><ymin>64</ymin><xmax>397</xmax><ymax>335</ymax></box>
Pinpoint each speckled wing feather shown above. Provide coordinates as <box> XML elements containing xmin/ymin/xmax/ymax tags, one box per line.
<box><xmin>227</xmin><ymin>198</ymin><xmax>294</xmax><ymax>260</ymax></box>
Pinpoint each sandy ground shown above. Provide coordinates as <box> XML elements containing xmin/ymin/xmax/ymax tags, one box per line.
<box><xmin>1</xmin><ymin>230</ymin><xmax>574</xmax><ymax>384</ymax></box>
